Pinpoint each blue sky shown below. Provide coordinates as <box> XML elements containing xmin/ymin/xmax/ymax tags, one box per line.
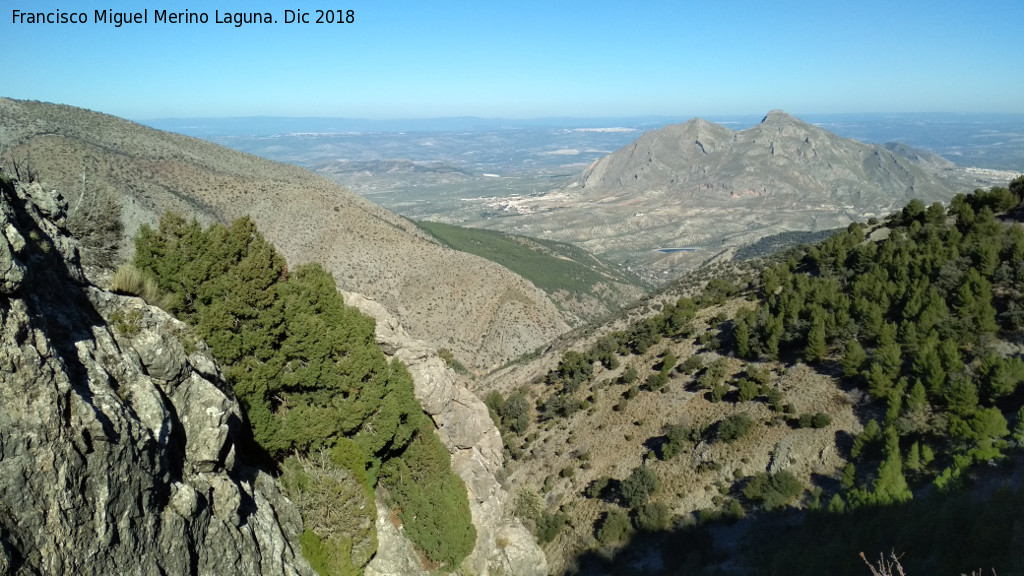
<box><xmin>3</xmin><ymin>0</ymin><xmax>1022</xmax><ymax>120</ymax></box>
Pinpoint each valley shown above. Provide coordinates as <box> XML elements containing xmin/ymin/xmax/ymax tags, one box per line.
<box><xmin>148</xmin><ymin>112</ymin><xmax>1024</xmax><ymax>284</ymax></box>
<box><xmin>3</xmin><ymin>98</ymin><xmax>1024</xmax><ymax>576</ymax></box>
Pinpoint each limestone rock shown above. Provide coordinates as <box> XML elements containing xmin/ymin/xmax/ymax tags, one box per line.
<box><xmin>768</xmin><ymin>436</ymin><xmax>796</xmax><ymax>475</ymax></box>
<box><xmin>0</xmin><ymin>178</ymin><xmax>313</xmax><ymax>576</ymax></box>
<box><xmin>132</xmin><ymin>328</ymin><xmax>189</xmax><ymax>384</ymax></box>
<box><xmin>345</xmin><ymin>291</ymin><xmax>548</xmax><ymax>576</ymax></box>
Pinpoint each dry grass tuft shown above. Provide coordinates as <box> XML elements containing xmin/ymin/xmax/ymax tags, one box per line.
<box><xmin>110</xmin><ymin>265</ymin><xmax>160</xmax><ymax>304</ymax></box>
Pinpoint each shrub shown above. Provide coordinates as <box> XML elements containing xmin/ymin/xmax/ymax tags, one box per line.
<box><xmin>488</xmin><ymin>390</ymin><xmax>532</xmax><ymax>435</ymax></box>
<box><xmin>621</xmin><ymin>466</ymin><xmax>659</xmax><ymax>509</ymax></box>
<box><xmin>634</xmin><ymin>501</ymin><xmax>670</xmax><ymax>531</ymax></box>
<box><xmin>596</xmin><ymin>510</ymin><xmax>631</xmax><ymax>545</ymax></box>
<box><xmin>660</xmin><ymin>423</ymin><xmax>694</xmax><ymax>460</ymax></box>
<box><xmin>68</xmin><ymin>183</ymin><xmax>124</xmax><ymax>268</ymax></box>
<box><xmin>619</xmin><ymin>366</ymin><xmax>639</xmax><ymax>384</ymax></box>
<box><xmin>109</xmin><ymin>309</ymin><xmax>143</xmax><ymax>337</ymax></box>
<box><xmin>697</xmin><ymin>331</ymin><xmax>720</xmax><ymax>351</ymax></box>
<box><xmin>656</xmin><ymin>351</ymin><xmax>677</xmax><ymax>373</ymax></box>
<box><xmin>763</xmin><ymin>387</ymin><xmax>785</xmax><ymax>412</ymax></box>
<box><xmin>645</xmin><ymin>372</ymin><xmax>669</xmax><ymax>392</ymax></box>
<box><xmin>585</xmin><ymin>476</ymin><xmax>612</xmax><ymax>499</ymax></box>
<box><xmin>737</xmin><ymin>378</ymin><xmax>759</xmax><ymax>402</ymax></box>
<box><xmin>437</xmin><ymin>348</ymin><xmax>469</xmax><ymax>375</ymax></box>
<box><xmin>699</xmin><ymin>278</ymin><xmax>738</xmax><ymax>305</ymax></box>
<box><xmin>708</xmin><ymin>383</ymin><xmax>729</xmax><ymax>403</ymax></box>
<box><xmin>513</xmin><ymin>487</ymin><xmax>543</xmax><ymax>528</ymax></box>
<box><xmin>718</xmin><ymin>413</ymin><xmax>754</xmax><ymax>443</ymax></box>
<box><xmin>535</xmin><ymin>510</ymin><xmax>568</xmax><ymax>544</ymax></box>
<box><xmin>678</xmin><ymin>355</ymin><xmax>704</xmax><ymax>375</ymax></box>
<box><xmin>378</xmin><ymin>423</ymin><xmax>476</xmax><ymax>568</ymax></box>
<box><xmin>742</xmin><ymin>470</ymin><xmax>803</xmax><ymax>511</ymax></box>
<box><xmin>281</xmin><ymin>451</ymin><xmax>376</xmax><ymax>576</ymax></box>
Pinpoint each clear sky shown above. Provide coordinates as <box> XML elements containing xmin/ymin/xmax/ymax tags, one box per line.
<box><xmin>3</xmin><ymin>0</ymin><xmax>1022</xmax><ymax>120</ymax></box>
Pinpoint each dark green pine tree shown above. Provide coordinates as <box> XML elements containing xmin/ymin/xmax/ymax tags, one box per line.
<box><xmin>873</xmin><ymin>427</ymin><xmax>911</xmax><ymax>504</ymax></box>
<box><xmin>804</xmin><ymin>314</ymin><xmax>827</xmax><ymax>364</ymax></box>
<box><xmin>842</xmin><ymin>340</ymin><xmax>867</xmax><ymax>378</ymax></box>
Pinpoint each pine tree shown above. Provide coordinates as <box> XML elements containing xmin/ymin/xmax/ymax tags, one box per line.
<box><xmin>734</xmin><ymin>316</ymin><xmax>751</xmax><ymax>358</ymax></box>
<box><xmin>905</xmin><ymin>441</ymin><xmax>922</xmax><ymax>472</ymax></box>
<box><xmin>914</xmin><ymin>334</ymin><xmax>947</xmax><ymax>397</ymax></box>
<box><xmin>867</xmin><ymin>361</ymin><xmax>895</xmax><ymax>400</ymax></box>
<box><xmin>804</xmin><ymin>314</ymin><xmax>827</xmax><ymax>364</ymax></box>
<box><xmin>763</xmin><ymin>314</ymin><xmax>783</xmax><ymax>359</ymax></box>
<box><xmin>900</xmin><ymin>379</ymin><xmax>932</xmax><ymax>434</ymax></box>
<box><xmin>966</xmin><ymin>407</ymin><xmax>1009</xmax><ymax>463</ymax></box>
<box><xmin>944</xmin><ymin>376</ymin><xmax>979</xmax><ymax>417</ymax></box>
<box><xmin>1012</xmin><ymin>406</ymin><xmax>1024</xmax><ymax>446</ymax></box>
<box><xmin>873</xmin><ymin>427</ymin><xmax>911</xmax><ymax>504</ymax></box>
<box><xmin>842</xmin><ymin>340</ymin><xmax>867</xmax><ymax>377</ymax></box>
<box><xmin>875</xmin><ymin>342</ymin><xmax>903</xmax><ymax>380</ymax></box>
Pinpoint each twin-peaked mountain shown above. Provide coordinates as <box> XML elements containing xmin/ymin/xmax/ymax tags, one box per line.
<box><xmin>577</xmin><ymin>110</ymin><xmax>956</xmax><ymax>202</ymax></box>
<box><xmin>492</xmin><ymin>110</ymin><xmax>1002</xmax><ymax>279</ymax></box>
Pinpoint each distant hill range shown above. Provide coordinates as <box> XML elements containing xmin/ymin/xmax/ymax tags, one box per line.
<box><xmin>486</xmin><ymin>110</ymin><xmax>1018</xmax><ymax>280</ymax></box>
<box><xmin>0</xmin><ymin>98</ymin><xmax>573</xmax><ymax>371</ymax></box>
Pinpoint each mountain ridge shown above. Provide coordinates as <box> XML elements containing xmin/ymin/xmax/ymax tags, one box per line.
<box><xmin>0</xmin><ymin>97</ymin><xmax>572</xmax><ymax>370</ymax></box>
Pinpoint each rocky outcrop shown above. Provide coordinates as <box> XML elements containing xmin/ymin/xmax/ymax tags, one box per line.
<box><xmin>344</xmin><ymin>292</ymin><xmax>548</xmax><ymax>576</ymax></box>
<box><xmin>0</xmin><ymin>179</ymin><xmax>313</xmax><ymax>575</ymax></box>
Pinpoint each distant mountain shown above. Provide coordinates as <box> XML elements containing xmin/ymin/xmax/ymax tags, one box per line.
<box><xmin>485</xmin><ymin>110</ymin><xmax>1015</xmax><ymax>280</ymax></box>
<box><xmin>882</xmin><ymin>141</ymin><xmax>957</xmax><ymax>170</ymax></box>
<box><xmin>316</xmin><ymin>159</ymin><xmax>470</xmax><ymax>175</ymax></box>
<box><xmin>0</xmin><ymin>98</ymin><xmax>570</xmax><ymax>370</ymax></box>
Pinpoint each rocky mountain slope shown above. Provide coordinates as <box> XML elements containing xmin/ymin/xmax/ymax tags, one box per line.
<box><xmin>0</xmin><ymin>173</ymin><xmax>548</xmax><ymax>574</ymax></box>
<box><xmin>0</xmin><ymin>98</ymin><xmax>569</xmax><ymax>371</ymax></box>
<box><xmin>0</xmin><ymin>178</ymin><xmax>312</xmax><ymax>575</ymax></box>
<box><xmin>485</xmin><ymin>111</ymin><xmax>1015</xmax><ymax>280</ymax></box>
<box><xmin>475</xmin><ymin>177</ymin><xmax>1024</xmax><ymax>575</ymax></box>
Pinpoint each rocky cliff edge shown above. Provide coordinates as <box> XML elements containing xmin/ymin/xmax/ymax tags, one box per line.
<box><xmin>343</xmin><ymin>292</ymin><xmax>548</xmax><ymax>576</ymax></box>
<box><xmin>0</xmin><ymin>178</ymin><xmax>313</xmax><ymax>575</ymax></box>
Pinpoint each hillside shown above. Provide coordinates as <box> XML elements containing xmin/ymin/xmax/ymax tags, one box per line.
<box><xmin>0</xmin><ymin>168</ymin><xmax>547</xmax><ymax>575</ymax></box>
<box><xmin>477</xmin><ymin>179</ymin><xmax>1024</xmax><ymax>575</ymax></box>
<box><xmin>0</xmin><ymin>98</ymin><xmax>570</xmax><ymax>371</ymax></box>
<box><xmin>482</xmin><ymin>111</ymin><xmax>1016</xmax><ymax>281</ymax></box>
<box><xmin>416</xmin><ymin>220</ymin><xmax>646</xmax><ymax>323</ymax></box>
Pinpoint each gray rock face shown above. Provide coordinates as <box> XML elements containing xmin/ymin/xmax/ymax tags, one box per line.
<box><xmin>0</xmin><ymin>180</ymin><xmax>313</xmax><ymax>576</ymax></box>
<box><xmin>344</xmin><ymin>292</ymin><xmax>549</xmax><ymax>576</ymax></box>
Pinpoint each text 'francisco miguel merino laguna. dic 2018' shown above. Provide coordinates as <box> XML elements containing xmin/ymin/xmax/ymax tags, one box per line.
<box><xmin>5</xmin><ymin>9</ymin><xmax>332</xmax><ymax>28</ymax></box>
